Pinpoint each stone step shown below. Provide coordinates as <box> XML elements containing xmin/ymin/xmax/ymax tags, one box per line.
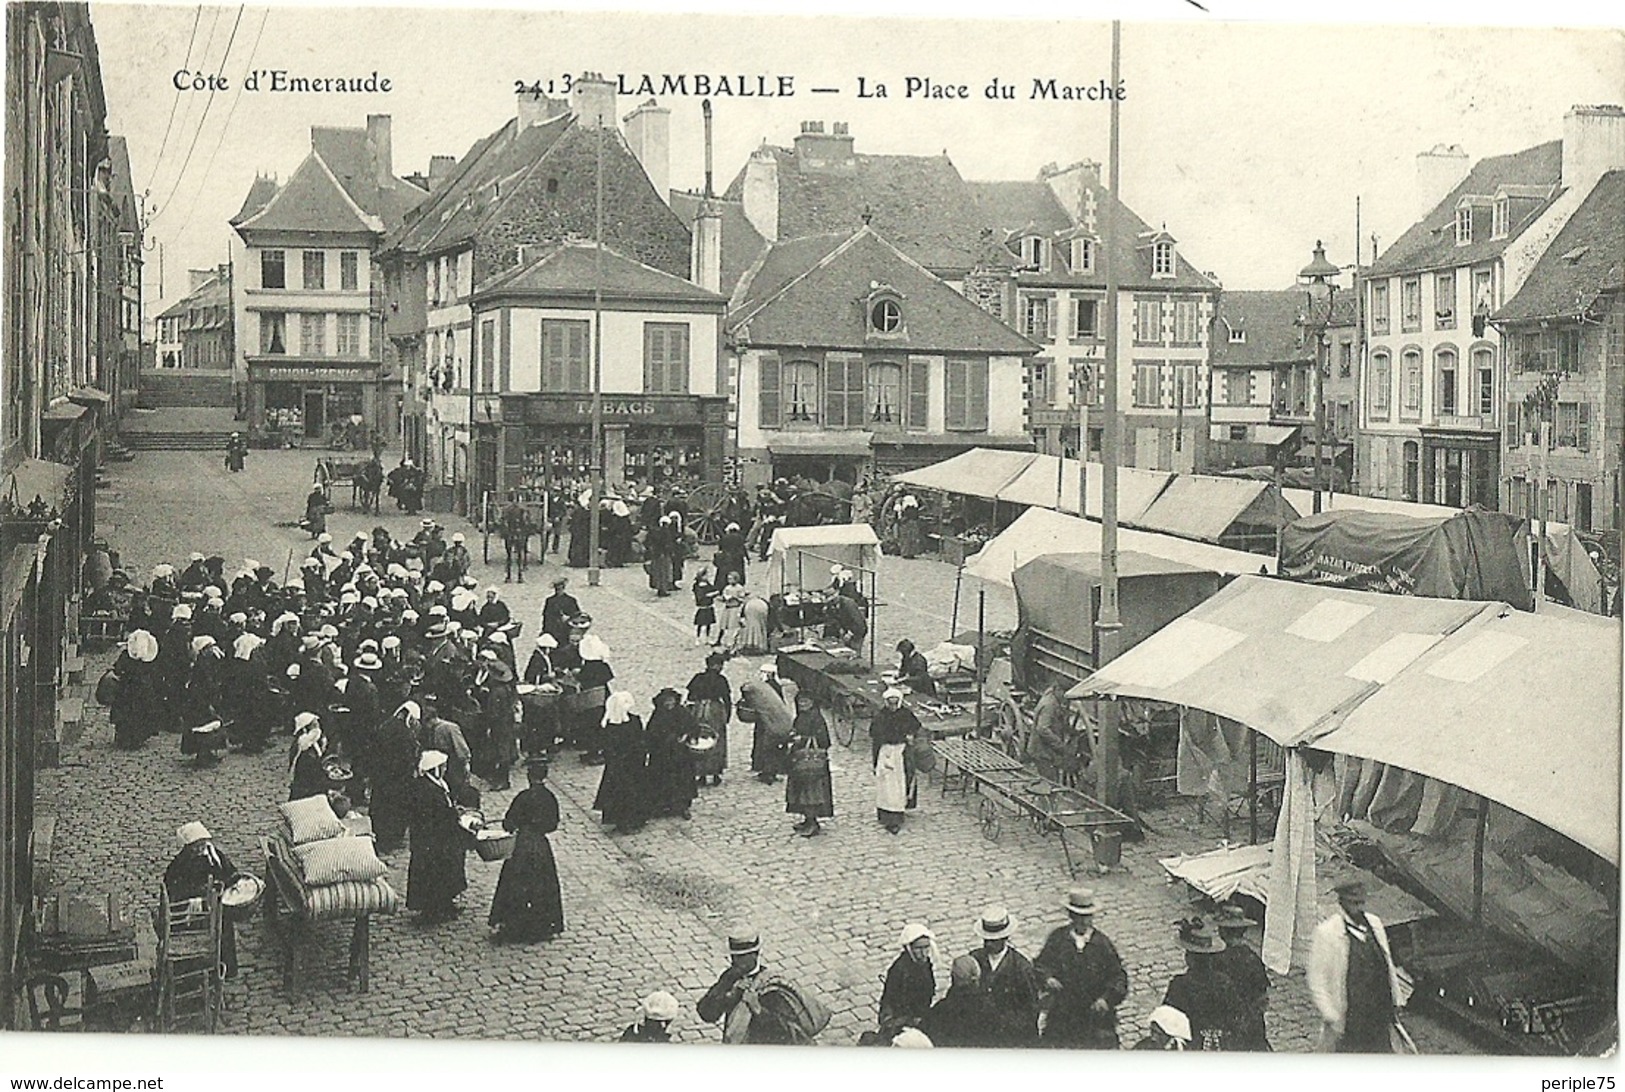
<box><xmin>120</xmin><ymin>431</ymin><xmax>236</xmax><ymax>451</ymax></box>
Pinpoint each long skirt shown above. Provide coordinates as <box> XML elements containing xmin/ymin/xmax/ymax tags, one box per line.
<box><xmin>786</xmin><ymin>757</ymin><xmax>834</xmax><ymax>819</ymax></box>
<box><xmin>740</xmin><ymin>600</ymin><xmax>770</xmax><ymax>654</ymax></box>
<box><xmin>406</xmin><ymin>832</ymin><xmax>467</xmax><ymax>913</ymax></box>
<box><xmin>689</xmin><ymin>699</ymin><xmax>729</xmax><ymax>779</ymax></box>
<box><xmin>488</xmin><ymin>832</ymin><xmax>564</xmax><ymax>938</ymax></box>
<box><xmin>875</xmin><ymin>742</ymin><xmax>909</xmax><ymax>824</ymax></box>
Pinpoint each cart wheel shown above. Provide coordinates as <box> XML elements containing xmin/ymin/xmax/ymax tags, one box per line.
<box><xmin>978</xmin><ymin>799</ymin><xmax>1002</xmax><ymax>842</ymax></box>
<box><xmin>997</xmin><ymin>701</ymin><xmax>1025</xmax><ymax>759</ymax></box>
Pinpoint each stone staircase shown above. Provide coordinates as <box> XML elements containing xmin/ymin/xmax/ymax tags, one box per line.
<box><xmin>121</xmin><ymin>430</ymin><xmax>235</xmax><ymax>452</ymax></box>
<box><xmin>137</xmin><ymin>369</ymin><xmax>235</xmax><ymax>409</ymax></box>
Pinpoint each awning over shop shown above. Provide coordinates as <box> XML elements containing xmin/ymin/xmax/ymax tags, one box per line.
<box><xmin>2</xmin><ymin>457</ymin><xmax>73</xmax><ymax>516</ymax></box>
<box><xmin>963</xmin><ymin>507</ymin><xmax>1276</xmax><ymax>587</ymax></box>
<box><xmin>1136</xmin><ymin>475</ymin><xmax>1298</xmax><ymax>544</ymax></box>
<box><xmin>767</xmin><ymin>431</ymin><xmax>874</xmax><ymax>457</ymax></box>
<box><xmin>1067</xmin><ymin>575</ymin><xmax>1497</xmax><ymax>746</ymax></box>
<box><xmin>893</xmin><ymin>448</ymin><xmax>1035</xmax><ymax>500</ymax></box>
<box><xmin>765</xmin><ymin>522</ymin><xmax>883</xmax><ymax>593</ymax></box>
<box><xmin>1314</xmin><ymin>603</ymin><xmax>1621</xmax><ymax>865</ymax></box>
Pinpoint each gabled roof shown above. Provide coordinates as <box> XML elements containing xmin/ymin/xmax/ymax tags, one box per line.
<box><xmin>722</xmin><ymin>145</ymin><xmax>989</xmax><ymax>275</ymax></box>
<box><xmin>157</xmin><ymin>270</ymin><xmax>230</xmax><ymax>320</ymax></box>
<box><xmin>472</xmin><ymin>242</ymin><xmax>724</xmax><ymax>306</ymax></box>
<box><xmin>1211</xmin><ymin>290</ymin><xmax>1311</xmax><ymax>366</ymax></box>
<box><xmin>309</xmin><ymin>126</ymin><xmax>427</xmax><ymax>232</ymax></box>
<box><xmin>106</xmin><ymin>136</ymin><xmax>139</xmax><ymax>231</ymax></box>
<box><xmin>234</xmin><ymin>124</ymin><xmax>428</xmax><ymax>238</ymax></box>
<box><xmin>234</xmin><ymin>150</ymin><xmax>382</xmax><ymax>236</ymax></box>
<box><xmin>384</xmin><ymin>120</ymin><xmax>524</xmax><ymax>254</ymax></box>
<box><xmin>970</xmin><ymin>176</ymin><xmax>1218</xmax><ymax>291</ymax></box>
<box><xmin>1368</xmin><ymin>140</ymin><xmax>1563</xmax><ymax>277</ymax></box>
<box><xmin>727</xmin><ymin>225</ymin><xmax>1039</xmax><ymax>356</ymax></box>
<box><xmin>1495</xmin><ymin>169</ymin><xmax>1625</xmax><ymax>323</ymax></box>
<box><xmin>231</xmin><ymin>175</ymin><xmax>279</xmax><ymax>226</ymax></box>
<box><xmin>670</xmin><ymin>191</ymin><xmax>767</xmax><ymax>297</ymax></box>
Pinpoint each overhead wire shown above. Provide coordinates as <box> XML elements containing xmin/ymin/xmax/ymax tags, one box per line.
<box><xmin>141</xmin><ymin>4</ymin><xmax>203</xmax><ymax>196</ymax></box>
<box><xmin>168</xmin><ymin>6</ymin><xmax>270</xmax><ymax>243</ymax></box>
<box><xmin>148</xmin><ymin>5</ymin><xmax>244</xmax><ymax>230</ymax></box>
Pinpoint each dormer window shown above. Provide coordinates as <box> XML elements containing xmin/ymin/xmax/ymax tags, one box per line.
<box><xmin>1152</xmin><ymin>241</ymin><xmax>1174</xmax><ymax>277</ymax></box>
<box><xmin>866</xmin><ymin>285</ymin><xmax>905</xmax><ymax>336</ymax></box>
<box><xmin>1455</xmin><ymin>206</ymin><xmax>1472</xmax><ymax>245</ymax></box>
<box><xmin>1070</xmin><ymin>237</ymin><xmax>1095</xmax><ymax>274</ymax></box>
<box><xmin>1018</xmin><ymin>235</ymin><xmax>1048</xmax><ymax>271</ymax></box>
<box><xmin>1229</xmin><ymin>326</ymin><xmax>1246</xmax><ymax>344</ymax></box>
<box><xmin>1492</xmin><ymin>197</ymin><xmax>1509</xmax><ymax>240</ymax></box>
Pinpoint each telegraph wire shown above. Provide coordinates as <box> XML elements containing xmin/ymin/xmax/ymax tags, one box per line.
<box><xmin>148</xmin><ymin>4</ymin><xmax>245</xmax><ymax>230</ymax></box>
<box><xmin>149</xmin><ymin>3</ymin><xmax>222</xmax><ymax>200</ymax></box>
<box><xmin>168</xmin><ymin>6</ymin><xmax>270</xmax><ymax>244</ymax></box>
<box><xmin>141</xmin><ymin>4</ymin><xmax>203</xmax><ymax>196</ymax></box>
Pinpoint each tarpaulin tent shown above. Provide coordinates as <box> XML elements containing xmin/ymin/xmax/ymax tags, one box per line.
<box><xmin>1012</xmin><ymin>552</ymin><xmax>1221</xmax><ymax>682</ymax></box>
<box><xmin>1313</xmin><ymin>602</ymin><xmax>1621</xmax><ymax>866</ymax></box>
<box><xmin>892</xmin><ymin>448</ymin><xmax>1036</xmax><ymax>500</ymax></box>
<box><xmin>1066</xmin><ymin>576</ymin><xmax>1497</xmax><ymax>746</ymax></box>
<box><xmin>1135</xmin><ymin>475</ymin><xmax>1297</xmax><ymax>552</ymax></box>
<box><xmin>1280</xmin><ymin>508</ymin><xmax>1535</xmax><ymax>611</ymax></box>
<box><xmin>764</xmin><ymin>523</ymin><xmax>883</xmax><ymax>594</ymax></box>
<box><xmin>963</xmin><ymin>507</ymin><xmax>1275</xmax><ymax>588</ymax></box>
<box><xmin>994</xmin><ymin>456</ymin><xmax>1173</xmax><ymax>522</ymax></box>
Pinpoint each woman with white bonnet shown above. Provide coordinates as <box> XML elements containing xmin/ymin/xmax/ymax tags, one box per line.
<box><xmin>1133</xmin><ymin>1005</ymin><xmax>1192</xmax><ymax>1050</ymax></box>
<box><xmin>406</xmin><ymin>749</ymin><xmax>468</xmax><ymax>923</ymax></box>
<box><xmin>870</xmin><ymin>688</ymin><xmax>923</xmax><ymax>834</ymax></box>
<box><xmin>574</xmin><ymin>633</ymin><xmax>614</xmax><ymax>764</ymax></box>
<box><xmin>163</xmin><ymin>822</ymin><xmax>240</xmax><ymax>977</ymax></box>
<box><xmin>878</xmin><ymin>923</ymin><xmax>940</xmax><ymax>1040</ymax></box>
<box><xmin>620</xmin><ymin>991</ymin><xmax>681</xmax><ymax>1042</ymax></box>
<box><xmin>592</xmin><ymin>691</ymin><xmax>650</xmax><ymax>834</ymax></box>
<box><xmin>287</xmin><ymin>711</ymin><xmax>328</xmax><ymax>801</ymax></box>
<box><xmin>223</xmin><ymin>632</ymin><xmax>271</xmax><ymax>753</ymax></box>
<box><xmin>107</xmin><ymin>629</ymin><xmax>161</xmax><ymax>749</ymax></box>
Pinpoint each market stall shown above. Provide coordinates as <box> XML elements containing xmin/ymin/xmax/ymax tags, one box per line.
<box><xmin>775</xmin><ymin>644</ymin><xmax>985</xmax><ymax>747</ymax></box>
<box><xmin>765</xmin><ymin>524</ymin><xmax>883</xmax><ymax>659</ymax></box>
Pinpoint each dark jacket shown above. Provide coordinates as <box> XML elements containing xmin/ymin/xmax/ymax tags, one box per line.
<box><xmin>969</xmin><ymin>946</ymin><xmax>1042</xmax><ymax>1047</ymax></box>
<box><xmin>918</xmin><ymin>985</ymin><xmax>998</xmax><ymax>1049</ymax></box>
<box><xmin>1164</xmin><ymin>960</ymin><xmax>1244</xmax><ymax>1051</ymax></box>
<box><xmin>1033</xmin><ymin>925</ymin><xmax>1130</xmax><ymax>1047</ymax></box>
<box><xmin>878</xmin><ymin>952</ymin><xmax>936</xmax><ymax>1034</ymax></box>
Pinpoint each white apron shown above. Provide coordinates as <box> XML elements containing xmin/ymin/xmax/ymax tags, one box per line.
<box><xmin>875</xmin><ymin>742</ymin><xmax>908</xmax><ymax>814</ymax></box>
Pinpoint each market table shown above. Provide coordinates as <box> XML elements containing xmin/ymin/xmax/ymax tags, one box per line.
<box><xmin>775</xmin><ymin>646</ymin><xmax>984</xmax><ymax>746</ymax></box>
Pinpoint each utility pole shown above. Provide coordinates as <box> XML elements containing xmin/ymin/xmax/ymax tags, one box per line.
<box><xmin>1095</xmin><ymin>19</ymin><xmax>1124</xmax><ymax>810</ymax></box>
<box><xmin>587</xmin><ymin>94</ymin><xmax>606</xmax><ymax>588</ymax></box>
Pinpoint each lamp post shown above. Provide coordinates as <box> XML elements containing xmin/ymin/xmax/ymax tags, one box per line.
<box><xmin>1297</xmin><ymin>241</ymin><xmax>1341</xmax><ymax>515</ymax></box>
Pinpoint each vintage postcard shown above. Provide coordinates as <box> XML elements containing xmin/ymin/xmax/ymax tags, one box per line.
<box><xmin>1</xmin><ymin>0</ymin><xmax>1620</xmax><ymax>1085</ymax></box>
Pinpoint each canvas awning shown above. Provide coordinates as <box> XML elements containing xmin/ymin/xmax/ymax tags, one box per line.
<box><xmin>892</xmin><ymin>448</ymin><xmax>1035</xmax><ymax>500</ymax></box>
<box><xmin>1209</xmin><ymin>423</ymin><xmax>1300</xmax><ymax>447</ymax></box>
<box><xmin>1136</xmin><ymin>475</ymin><xmax>1298</xmax><ymax>544</ymax></box>
<box><xmin>1313</xmin><ymin>603</ymin><xmax>1622</xmax><ymax>865</ymax></box>
<box><xmin>1067</xmin><ymin>576</ymin><xmax>1497</xmax><ymax>746</ymax></box>
<box><xmin>766</xmin><ymin>431</ymin><xmax>874</xmax><ymax>456</ymax></box>
<box><xmin>964</xmin><ymin>507</ymin><xmax>1275</xmax><ymax>587</ymax></box>
<box><xmin>2</xmin><ymin>457</ymin><xmax>73</xmax><ymax>515</ymax></box>
<box><xmin>994</xmin><ymin>457</ymin><xmax>1172</xmax><ymax>521</ymax></box>
<box><xmin>765</xmin><ymin>523</ymin><xmax>883</xmax><ymax>592</ymax></box>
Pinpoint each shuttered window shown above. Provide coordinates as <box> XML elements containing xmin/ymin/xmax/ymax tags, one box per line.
<box><xmin>541</xmin><ymin>319</ymin><xmax>590</xmax><ymax>392</ymax></box>
<box><xmin>758</xmin><ymin>353</ymin><xmax>782</xmax><ymax>428</ymax></box>
<box><xmin>644</xmin><ymin>323</ymin><xmax>690</xmax><ymax>393</ymax></box>
<box><xmin>480</xmin><ymin>319</ymin><xmax>496</xmax><ymax>391</ymax></box>
<box><xmin>945</xmin><ymin>358</ymin><xmax>989</xmax><ymax>430</ymax></box>
<box><xmin>824</xmin><ymin>353</ymin><xmax>866</xmax><ymax>428</ymax></box>
<box><xmin>906</xmin><ymin>357</ymin><xmax>930</xmax><ymax>430</ymax></box>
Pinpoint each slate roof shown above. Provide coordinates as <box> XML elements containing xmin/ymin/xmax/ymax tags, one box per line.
<box><xmin>670</xmin><ymin>191</ymin><xmax>766</xmax><ymax>297</ymax></box>
<box><xmin>473</xmin><ymin>242</ymin><xmax>725</xmax><ymax>306</ymax></box>
<box><xmin>157</xmin><ymin>271</ymin><xmax>230</xmax><ymax>320</ymax></box>
<box><xmin>1495</xmin><ymin>169</ymin><xmax>1625</xmax><ymax>323</ymax></box>
<box><xmin>970</xmin><ymin>177</ymin><xmax>1218</xmax><ymax>291</ymax></box>
<box><xmin>1211</xmin><ymin>289</ymin><xmax>1360</xmax><ymax>367</ymax></box>
<box><xmin>721</xmin><ymin>146</ymin><xmax>989</xmax><ymax>276</ymax></box>
<box><xmin>106</xmin><ymin>137</ymin><xmax>139</xmax><ymax>232</ymax></box>
<box><xmin>1367</xmin><ymin>140</ymin><xmax>1563</xmax><ymax>277</ymax></box>
<box><xmin>384</xmin><ymin>120</ymin><xmax>524</xmax><ymax>254</ymax></box>
<box><xmin>234</xmin><ymin>125</ymin><xmax>428</xmax><ymax>238</ymax></box>
<box><xmin>727</xmin><ymin>226</ymin><xmax>1040</xmax><ymax>356</ymax></box>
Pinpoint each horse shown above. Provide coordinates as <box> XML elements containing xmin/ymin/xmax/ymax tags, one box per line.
<box><xmin>356</xmin><ymin>458</ymin><xmax>384</xmax><ymax>515</ymax></box>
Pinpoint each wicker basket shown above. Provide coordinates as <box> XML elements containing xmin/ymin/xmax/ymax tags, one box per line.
<box><xmin>473</xmin><ymin>827</ymin><xmax>515</xmax><ymax>861</ymax></box>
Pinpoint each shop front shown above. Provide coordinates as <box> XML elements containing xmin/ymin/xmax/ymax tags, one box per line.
<box><xmin>1420</xmin><ymin>427</ymin><xmax>1500</xmax><ymax>509</ymax></box>
<box><xmin>498</xmin><ymin>393</ymin><xmax>730</xmax><ymax>496</ymax></box>
<box><xmin>246</xmin><ymin>361</ymin><xmax>382</xmax><ymax>448</ymax></box>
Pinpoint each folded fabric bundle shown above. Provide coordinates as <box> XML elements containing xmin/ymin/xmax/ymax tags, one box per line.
<box><xmin>294</xmin><ymin>835</ymin><xmax>389</xmax><ymax>886</ymax></box>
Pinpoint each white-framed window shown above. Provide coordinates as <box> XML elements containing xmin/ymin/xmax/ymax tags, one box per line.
<box><xmin>1475</xmin><ymin>347</ymin><xmax>1495</xmax><ymax>417</ymax></box>
<box><xmin>1370</xmin><ymin>350</ymin><xmax>1391</xmax><ymax>418</ymax></box>
<box><xmin>1401</xmin><ymin>278</ymin><xmax>1422</xmax><ymax>331</ymax></box>
<box><xmin>260</xmin><ymin>312</ymin><xmax>286</xmax><ymax>355</ymax></box>
<box><xmin>300</xmin><ymin>312</ymin><xmax>326</xmax><ymax>356</ymax></box>
<box><xmin>1401</xmin><ymin>348</ymin><xmax>1423</xmax><ymax>417</ymax></box>
<box><xmin>1370</xmin><ymin>281</ymin><xmax>1390</xmax><ymax>334</ymax></box>
<box><xmin>1070</xmin><ymin>238</ymin><xmax>1094</xmax><ymax>274</ymax></box>
<box><xmin>1224</xmin><ymin>369</ymin><xmax>1250</xmax><ymax>406</ymax></box>
<box><xmin>1338</xmin><ymin>339</ymin><xmax>1354</xmax><ymax>378</ymax></box>
<box><xmin>340</xmin><ymin>251</ymin><xmax>359</xmax><ymax>291</ymax></box>
<box><xmin>1021</xmin><ymin>295</ymin><xmax>1053</xmax><ymax>341</ymax></box>
<box><xmin>1493</xmin><ymin>197</ymin><xmax>1509</xmax><ymax>240</ymax></box>
<box><xmin>1072</xmin><ymin>297</ymin><xmax>1099</xmax><ymax>339</ymax></box>
<box><xmin>784</xmin><ymin>360</ymin><xmax>819</xmax><ymax>423</ymax></box>
<box><xmin>260</xmin><ymin>249</ymin><xmax>285</xmax><ymax>289</ymax></box>
<box><xmin>1435</xmin><ymin>270</ymin><xmax>1456</xmax><ymax>328</ymax></box>
<box><xmin>302</xmin><ymin>250</ymin><xmax>325</xmax><ymax>290</ymax></box>
<box><xmin>1228</xmin><ymin>325</ymin><xmax>1246</xmax><ymax>344</ymax></box>
<box><xmin>867</xmin><ymin>362</ymin><xmax>903</xmax><ymax>425</ymax></box>
<box><xmin>1152</xmin><ymin>241</ymin><xmax>1174</xmax><ymax>277</ymax></box>
<box><xmin>1029</xmin><ymin>358</ymin><xmax>1056</xmax><ymax>407</ymax></box>
<box><xmin>1436</xmin><ymin>347</ymin><xmax>1458</xmax><ymax>416</ymax></box>
<box><xmin>1173</xmin><ymin>299</ymin><xmax>1200</xmax><ymax>345</ymax></box>
<box><xmin>1018</xmin><ymin>235</ymin><xmax>1047</xmax><ymax>271</ymax></box>
<box><xmin>336</xmin><ymin>313</ymin><xmax>362</xmax><ymax>357</ymax></box>
<box><xmin>1133</xmin><ymin>361</ymin><xmax>1162</xmax><ymax>407</ymax></box>
<box><xmin>1455</xmin><ymin>206</ymin><xmax>1473</xmax><ymax>245</ymax></box>
<box><xmin>1472</xmin><ymin>268</ymin><xmax>1494</xmax><ymax>315</ymax></box>
<box><xmin>869</xmin><ymin>296</ymin><xmax>903</xmax><ymax>335</ymax></box>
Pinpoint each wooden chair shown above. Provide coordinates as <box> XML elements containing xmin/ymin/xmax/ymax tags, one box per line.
<box><xmin>154</xmin><ymin>881</ymin><xmax>222</xmax><ymax>1033</ymax></box>
<box><xmin>25</xmin><ymin>973</ymin><xmax>79</xmax><ymax>1030</ymax></box>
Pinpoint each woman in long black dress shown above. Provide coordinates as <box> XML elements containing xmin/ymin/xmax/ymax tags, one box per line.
<box><xmin>685</xmin><ymin>653</ymin><xmax>732</xmax><ymax>786</ymax></box>
<box><xmin>592</xmin><ymin>692</ymin><xmax>649</xmax><ymax>834</ymax></box>
<box><xmin>109</xmin><ymin>629</ymin><xmax>161</xmax><ymax>750</ymax></box>
<box><xmin>163</xmin><ymin>822</ymin><xmax>240</xmax><ymax>978</ymax></box>
<box><xmin>644</xmin><ymin>689</ymin><xmax>697</xmax><ymax>820</ymax></box>
<box><xmin>785</xmin><ymin>691</ymin><xmax>834</xmax><ymax>836</ymax></box>
<box><xmin>488</xmin><ymin>756</ymin><xmax>565</xmax><ymax>943</ymax></box>
<box><xmin>371</xmin><ymin>701</ymin><xmax>423</xmax><ymax>854</ymax></box>
<box><xmin>407</xmin><ymin>749</ymin><xmax>468</xmax><ymax>923</ymax></box>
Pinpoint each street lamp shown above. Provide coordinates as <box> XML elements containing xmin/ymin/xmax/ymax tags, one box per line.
<box><xmin>1297</xmin><ymin>240</ymin><xmax>1341</xmax><ymax>515</ymax></box>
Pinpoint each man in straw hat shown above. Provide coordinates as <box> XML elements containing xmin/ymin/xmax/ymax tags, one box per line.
<box><xmin>1308</xmin><ymin>879</ymin><xmax>1406</xmax><ymax>1052</ymax></box>
<box><xmin>1035</xmin><ymin>887</ymin><xmax>1129</xmax><ymax>1048</ymax></box>
<box><xmin>966</xmin><ymin>904</ymin><xmax>1041</xmax><ymax>1046</ymax></box>
<box><xmin>697</xmin><ymin>926</ymin><xmax>769</xmax><ymax>1040</ymax></box>
<box><xmin>1161</xmin><ymin>917</ymin><xmax>1238</xmax><ymax>1051</ymax></box>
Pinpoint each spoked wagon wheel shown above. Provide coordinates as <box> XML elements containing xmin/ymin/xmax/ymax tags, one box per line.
<box><xmin>996</xmin><ymin>700</ymin><xmax>1027</xmax><ymax>759</ymax></box>
<box><xmin>978</xmin><ymin>798</ymin><xmax>1003</xmax><ymax>841</ymax></box>
<box><xmin>831</xmin><ymin>695</ymin><xmax>858</xmax><ymax>747</ymax></box>
<box><xmin>687</xmin><ymin>483</ymin><xmax>731</xmax><ymax>545</ymax></box>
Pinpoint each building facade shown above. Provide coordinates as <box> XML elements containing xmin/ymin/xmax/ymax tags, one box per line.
<box><xmin>154</xmin><ymin>266</ymin><xmax>233</xmax><ymax>371</ymax></box>
<box><xmin>1494</xmin><ymin>168</ymin><xmax>1624</xmax><ymax>537</ymax></box>
<box><xmin>730</xmin><ymin>226</ymin><xmax>1039</xmax><ymax>485</ymax></box>
<box><xmin>230</xmin><ymin>116</ymin><xmax>426</xmax><ymax>443</ymax></box>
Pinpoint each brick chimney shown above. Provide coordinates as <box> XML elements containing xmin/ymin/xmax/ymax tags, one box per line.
<box><xmin>570</xmin><ymin>72</ymin><xmax>617</xmax><ymax>130</ymax></box>
<box><xmin>623</xmin><ymin>98</ymin><xmax>671</xmax><ymax>205</ymax></box>
<box><xmin>1040</xmin><ymin>160</ymin><xmax>1102</xmax><ymax>224</ymax></box>
<box><xmin>1415</xmin><ymin>143</ymin><xmax>1470</xmax><ymax>217</ymax></box>
<box><xmin>517</xmin><ymin>88</ymin><xmax>568</xmax><ymax>131</ymax></box>
<box><xmin>793</xmin><ymin>120</ymin><xmax>856</xmax><ymax>171</ymax></box>
<box><xmin>693</xmin><ymin>200</ymin><xmax>722</xmax><ymax>293</ymax></box>
<box><xmin>366</xmin><ymin>114</ymin><xmax>393</xmax><ymax>188</ymax></box>
<box><xmin>742</xmin><ymin>145</ymin><xmax>780</xmax><ymax>242</ymax></box>
<box><xmin>428</xmin><ymin>155</ymin><xmax>457</xmax><ymax>193</ymax></box>
<box><xmin>1562</xmin><ymin>104</ymin><xmax>1625</xmax><ymax>194</ymax></box>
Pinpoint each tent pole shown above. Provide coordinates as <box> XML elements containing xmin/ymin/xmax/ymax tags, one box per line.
<box><xmin>1473</xmin><ymin>795</ymin><xmax>1488</xmax><ymax>926</ymax></box>
<box><xmin>1248</xmin><ymin>727</ymin><xmax>1259</xmax><ymax>845</ymax></box>
<box><xmin>976</xmin><ymin>586</ymin><xmax>986</xmax><ymax>736</ymax></box>
<box><xmin>951</xmin><ymin>565</ymin><xmax>963</xmax><ymax>640</ymax></box>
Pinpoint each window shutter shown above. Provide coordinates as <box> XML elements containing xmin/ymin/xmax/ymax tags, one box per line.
<box><xmin>844</xmin><ymin>356</ymin><xmax>867</xmax><ymax>428</ymax></box>
<box><xmin>1046</xmin><ymin>302</ymin><xmax>1057</xmax><ymax>340</ymax></box>
<box><xmin>823</xmin><ymin>356</ymin><xmax>845</xmax><ymax>428</ymax></box>
<box><xmin>644</xmin><ymin>325</ymin><xmax>659</xmax><ymax>392</ymax></box>
<box><xmin>944</xmin><ymin>359</ymin><xmax>966</xmax><ymax>429</ymax></box>
<box><xmin>905</xmin><ymin>357</ymin><xmax>930</xmax><ymax>430</ymax></box>
<box><xmin>574</xmin><ymin>323</ymin><xmax>590</xmax><ymax>392</ymax></box>
<box><xmin>758</xmin><ymin>353</ymin><xmax>782</xmax><ymax>429</ymax></box>
<box><xmin>1505</xmin><ymin>401</ymin><xmax>1519</xmax><ymax>447</ymax></box>
<box><xmin>967</xmin><ymin>359</ymin><xmax>989</xmax><ymax>429</ymax></box>
<box><xmin>1579</xmin><ymin>402</ymin><xmax>1591</xmax><ymax>452</ymax></box>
